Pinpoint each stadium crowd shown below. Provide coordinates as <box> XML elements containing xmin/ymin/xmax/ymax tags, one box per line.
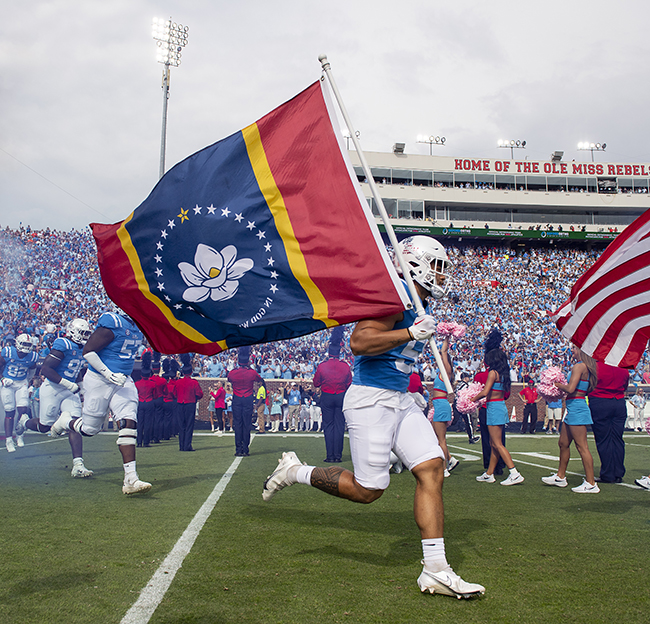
<box><xmin>1</xmin><ymin>224</ymin><xmax>648</xmax><ymax>386</ymax></box>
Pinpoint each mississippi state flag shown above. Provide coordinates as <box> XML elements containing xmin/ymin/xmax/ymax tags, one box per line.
<box><xmin>92</xmin><ymin>81</ymin><xmax>410</xmax><ymax>355</ymax></box>
<box><xmin>550</xmin><ymin>208</ymin><xmax>650</xmax><ymax>368</ymax></box>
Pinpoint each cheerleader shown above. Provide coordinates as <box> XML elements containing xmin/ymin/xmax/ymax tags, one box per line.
<box><xmin>472</xmin><ymin>329</ymin><xmax>524</xmax><ymax>486</ymax></box>
<box><xmin>430</xmin><ymin>336</ymin><xmax>458</xmax><ymax>477</ymax></box>
<box><xmin>541</xmin><ymin>346</ymin><xmax>599</xmax><ymax>493</ymax></box>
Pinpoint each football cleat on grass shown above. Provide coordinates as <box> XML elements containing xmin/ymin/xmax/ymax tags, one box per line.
<box><xmin>634</xmin><ymin>476</ymin><xmax>650</xmax><ymax>490</ymax></box>
<box><xmin>541</xmin><ymin>473</ymin><xmax>568</xmax><ymax>487</ymax></box>
<box><xmin>263</xmin><ymin>451</ymin><xmax>303</xmax><ymax>502</ymax></box>
<box><xmin>571</xmin><ymin>479</ymin><xmax>600</xmax><ymax>493</ymax></box>
<box><xmin>122</xmin><ymin>478</ymin><xmax>152</xmax><ymax>495</ymax></box>
<box><xmin>71</xmin><ymin>463</ymin><xmax>94</xmax><ymax>478</ymax></box>
<box><xmin>6</xmin><ymin>437</ymin><xmax>16</xmax><ymax>453</ymax></box>
<box><xmin>15</xmin><ymin>414</ymin><xmax>29</xmax><ymax>436</ymax></box>
<box><xmin>16</xmin><ymin>434</ymin><xmax>25</xmax><ymax>447</ymax></box>
<box><xmin>447</xmin><ymin>456</ymin><xmax>459</xmax><ymax>472</ymax></box>
<box><xmin>501</xmin><ymin>471</ymin><xmax>524</xmax><ymax>486</ymax></box>
<box><xmin>443</xmin><ymin>468</ymin><xmax>450</xmax><ymax>478</ymax></box>
<box><xmin>417</xmin><ymin>565</ymin><xmax>485</xmax><ymax>599</ymax></box>
<box><xmin>476</xmin><ymin>472</ymin><xmax>495</xmax><ymax>483</ymax></box>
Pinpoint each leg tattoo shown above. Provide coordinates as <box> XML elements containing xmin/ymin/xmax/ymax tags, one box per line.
<box><xmin>311</xmin><ymin>466</ymin><xmax>346</xmax><ymax>497</ymax></box>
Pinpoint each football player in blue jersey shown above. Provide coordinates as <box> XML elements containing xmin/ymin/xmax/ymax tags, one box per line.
<box><xmin>263</xmin><ymin>236</ymin><xmax>485</xmax><ymax>600</ymax></box>
<box><xmin>0</xmin><ymin>334</ymin><xmax>39</xmax><ymax>453</ymax></box>
<box><xmin>16</xmin><ymin>319</ymin><xmax>93</xmax><ymax>477</ymax></box>
<box><xmin>51</xmin><ymin>311</ymin><xmax>151</xmax><ymax>494</ymax></box>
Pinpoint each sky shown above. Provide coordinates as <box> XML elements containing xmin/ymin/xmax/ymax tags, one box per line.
<box><xmin>2</xmin><ymin>0</ymin><xmax>650</xmax><ymax>231</ymax></box>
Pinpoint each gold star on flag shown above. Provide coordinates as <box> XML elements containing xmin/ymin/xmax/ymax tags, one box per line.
<box><xmin>178</xmin><ymin>208</ymin><xmax>189</xmax><ymax>223</ymax></box>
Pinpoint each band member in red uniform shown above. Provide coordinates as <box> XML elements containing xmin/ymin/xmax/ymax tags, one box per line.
<box><xmin>150</xmin><ymin>353</ymin><xmax>167</xmax><ymax>443</ymax></box>
<box><xmin>313</xmin><ymin>327</ymin><xmax>352</xmax><ymax>463</ymax></box>
<box><xmin>173</xmin><ymin>354</ymin><xmax>204</xmax><ymax>452</ymax></box>
<box><xmin>227</xmin><ymin>346</ymin><xmax>262</xmax><ymax>457</ymax></box>
<box><xmin>135</xmin><ymin>352</ymin><xmax>155</xmax><ymax>447</ymax></box>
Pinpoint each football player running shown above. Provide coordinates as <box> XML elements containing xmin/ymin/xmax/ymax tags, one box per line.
<box><xmin>50</xmin><ymin>311</ymin><xmax>151</xmax><ymax>494</ymax></box>
<box><xmin>16</xmin><ymin>319</ymin><xmax>93</xmax><ymax>477</ymax></box>
<box><xmin>263</xmin><ymin>236</ymin><xmax>485</xmax><ymax>599</ymax></box>
<box><xmin>1</xmin><ymin>334</ymin><xmax>39</xmax><ymax>453</ymax></box>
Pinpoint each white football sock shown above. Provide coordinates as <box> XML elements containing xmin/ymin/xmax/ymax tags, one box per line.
<box><xmin>422</xmin><ymin>538</ymin><xmax>449</xmax><ymax>573</ymax></box>
<box><xmin>294</xmin><ymin>465</ymin><xmax>315</xmax><ymax>485</ymax></box>
<box><xmin>123</xmin><ymin>460</ymin><xmax>137</xmax><ymax>481</ymax></box>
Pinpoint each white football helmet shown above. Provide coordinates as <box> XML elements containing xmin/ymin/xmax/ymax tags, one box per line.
<box><xmin>66</xmin><ymin>318</ymin><xmax>92</xmax><ymax>345</ymax></box>
<box><xmin>397</xmin><ymin>236</ymin><xmax>452</xmax><ymax>300</ymax></box>
<box><xmin>16</xmin><ymin>334</ymin><xmax>33</xmax><ymax>353</ymax></box>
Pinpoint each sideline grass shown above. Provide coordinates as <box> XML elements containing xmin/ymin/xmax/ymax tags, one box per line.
<box><xmin>1</xmin><ymin>431</ymin><xmax>649</xmax><ymax>624</ymax></box>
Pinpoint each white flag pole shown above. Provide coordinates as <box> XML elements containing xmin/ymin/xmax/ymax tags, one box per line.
<box><xmin>319</xmin><ymin>54</ymin><xmax>452</xmax><ymax>393</ymax></box>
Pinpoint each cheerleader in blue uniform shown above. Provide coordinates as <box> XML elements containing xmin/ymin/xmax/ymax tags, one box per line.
<box><xmin>471</xmin><ymin>330</ymin><xmax>524</xmax><ymax>486</ymax></box>
<box><xmin>430</xmin><ymin>336</ymin><xmax>458</xmax><ymax>476</ymax></box>
<box><xmin>541</xmin><ymin>346</ymin><xmax>600</xmax><ymax>493</ymax></box>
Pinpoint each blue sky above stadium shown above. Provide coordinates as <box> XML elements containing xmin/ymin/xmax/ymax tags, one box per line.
<box><xmin>2</xmin><ymin>0</ymin><xmax>650</xmax><ymax>231</ymax></box>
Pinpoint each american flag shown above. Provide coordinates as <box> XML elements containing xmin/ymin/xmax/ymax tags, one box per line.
<box><xmin>550</xmin><ymin>209</ymin><xmax>650</xmax><ymax>368</ymax></box>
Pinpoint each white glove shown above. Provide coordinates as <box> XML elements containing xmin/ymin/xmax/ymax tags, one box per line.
<box><xmin>407</xmin><ymin>315</ymin><xmax>437</xmax><ymax>341</ymax></box>
<box><xmin>409</xmin><ymin>391</ymin><xmax>427</xmax><ymax>410</ymax></box>
<box><xmin>1</xmin><ymin>377</ymin><xmax>12</xmax><ymax>387</ymax></box>
<box><xmin>59</xmin><ymin>378</ymin><xmax>80</xmax><ymax>394</ymax></box>
<box><xmin>106</xmin><ymin>372</ymin><xmax>127</xmax><ymax>386</ymax></box>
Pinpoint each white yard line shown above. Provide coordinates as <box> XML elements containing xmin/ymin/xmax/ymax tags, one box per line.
<box><xmin>2</xmin><ymin>436</ymin><xmax>65</xmax><ymax>452</ymax></box>
<box><xmin>120</xmin><ymin>454</ymin><xmax>244</xmax><ymax>624</ymax></box>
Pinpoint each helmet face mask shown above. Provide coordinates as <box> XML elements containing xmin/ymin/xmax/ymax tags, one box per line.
<box><xmin>66</xmin><ymin>319</ymin><xmax>92</xmax><ymax>345</ymax></box>
<box><xmin>397</xmin><ymin>236</ymin><xmax>452</xmax><ymax>300</ymax></box>
<box><xmin>16</xmin><ymin>334</ymin><xmax>33</xmax><ymax>354</ymax></box>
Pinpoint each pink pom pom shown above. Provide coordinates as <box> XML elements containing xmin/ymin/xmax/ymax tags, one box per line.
<box><xmin>436</xmin><ymin>322</ymin><xmax>466</xmax><ymax>338</ymax></box>
<box><xmin>456</xmin><ymin>382</ymin><xmax>486</xmax><ymax>414</ymax></box>
<box><xmin>537</xmin><ymin>366</ymin><xmax>568</xmax><ymax>401</ymax></box>
<box><xmin>645</xmin><ymin>416</ymin><xmax>650</xmax><ymax>436</ymax></box>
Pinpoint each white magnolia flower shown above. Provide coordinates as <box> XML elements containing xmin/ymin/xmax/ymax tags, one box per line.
<box><xmin>178</xmin><ymin>243</ymin><xmax>254</xmax><ymax>303</ymax></box>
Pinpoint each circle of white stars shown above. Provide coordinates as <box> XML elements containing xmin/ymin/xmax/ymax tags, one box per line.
<box><xmin>150</xmin><ymin>203</ymin><xmax>279</xmax><ymax>313</ymax></box>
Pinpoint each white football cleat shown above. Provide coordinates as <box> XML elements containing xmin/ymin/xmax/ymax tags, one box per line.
<box><xmin>541</xmin><ymin>473</ymin><xmax>568</xmax><ymax>488</ymax></box>
<box><xmin>634</xmin><ymin>476</ymin><xmax>650</xmax><ymax>490</ymax></box>
<box><xmin>262</xmin><ymin>451</ymin><xmax>303</xmax><ymax>501</ymax></box>
<box><xmin>71</xmin><ymin>462</ymin><xmax>94</xmax><ymax>478</ymax></box>
<box><xmin>417</xmin><ymin>565</ymin><xmax>485</xmax><ymax>599</ymax></box>
<box><xmin>443</xmin><ymin>468</ymin><xmax>451</xmax><ymax>478</ymax></box>
<box><xmin>501</xmin><ymin>471</ymin><xmax>525</xmax><ymax>486</ymax></box>
<box><xmin>122</xmin><ymin>478</ymin><xmax>152</xmax><ymax>495</ymax></box>
<box><xmin>6</xmin><ymin>437</ymin><xmax>16</xmax><ymax>453</ymax></box>
<box><xmin>447</xmin><ymin>456</ymin><xmax>459</xmax><ymax>472</ymax></box>
<box><xmin>16</xmin><ymin>434</ymin><xmax>25</xmax><ymax>448</ymax></box>
<box><xmin>15</xmin><ymin>414</ymin><xmax>29</xmax><ymax>436</ymax></box>
<box><xmin>476</xmin><ymin>472</ymin><xmax>495</xmax><ymax>483</ymax></box>
<box><xmin>50</xmin><ymin>411</ymin><xmax>73</xmax><ymax>437</ymax></box>
<box><xmin>571</xmin><ymin>479</ymin><xmax>600</xmax><ymax>494</ymax></box>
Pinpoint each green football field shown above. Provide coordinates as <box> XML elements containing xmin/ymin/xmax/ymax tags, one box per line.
<box><xmin>1</xmin><ymin>429</ymin><xmax>649</xmax><ymax>624</ymax></box>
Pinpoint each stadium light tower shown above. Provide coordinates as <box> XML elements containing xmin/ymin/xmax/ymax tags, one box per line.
<box><xmin>498</xmin><ymin>139</ymin><xmax>526</xmax><ymax>159</ymax></box>
<box><xmin>152</xmin><ymin>17</ymin><xmax>189</xmax><ymax>179</ymax></box>
<box><xmin>417</xmin><ymin>135</ymin><xmax>446</xmax><ymax>155</ymax></box>
<box><xmin>342</xmin><ymin>128</ymin><xmax>360</xmax><ymax>150</ymax></box>
<box><xmin>577</xmin><ymin>142</ymin><xmax>606</xmax><ymax>162</ymax></box>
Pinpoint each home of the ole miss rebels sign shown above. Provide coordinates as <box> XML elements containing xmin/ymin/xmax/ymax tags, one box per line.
<box><xmin>454</xmin><ymin>159</ymin><xmax>650</xmax><ymax>176</ymax></box>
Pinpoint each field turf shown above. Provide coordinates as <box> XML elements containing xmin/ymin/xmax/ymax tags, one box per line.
<box><xmin>1</xmin><ymin>430</ymin><xmax>649</xmax><ymax>624</ymax></box>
